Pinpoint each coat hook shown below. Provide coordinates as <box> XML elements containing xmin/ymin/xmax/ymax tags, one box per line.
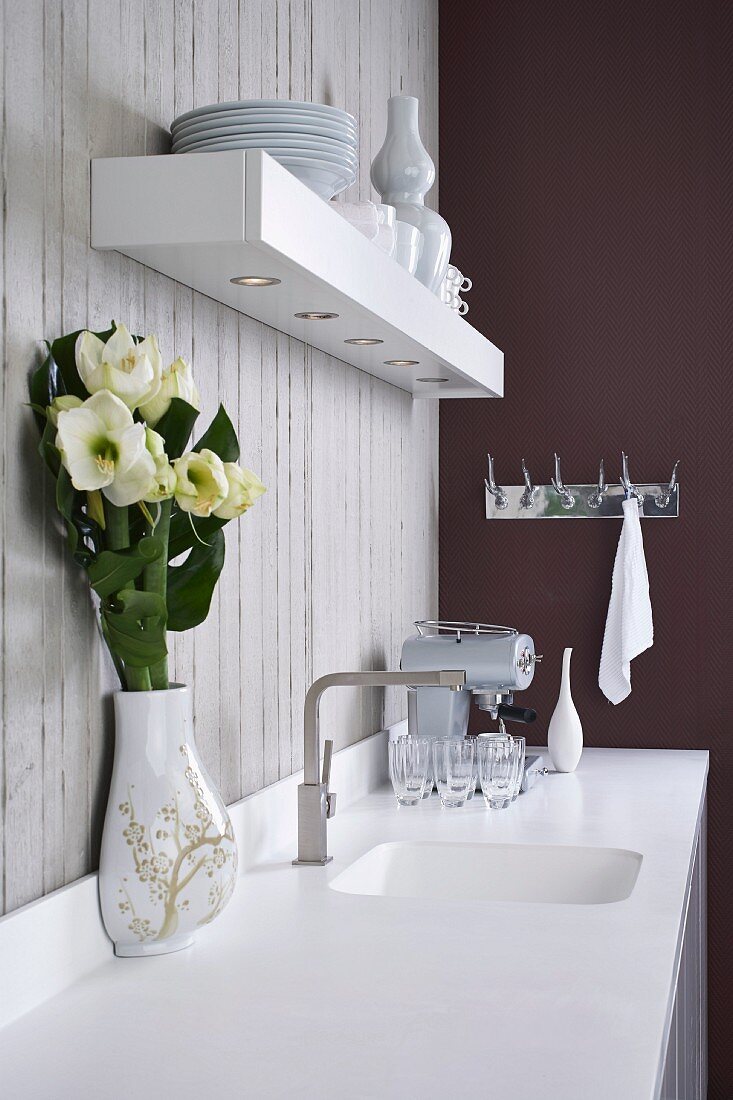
<box><xmin>620</xmin><ymin>452</ymin><xmax>644</xmax><ymax>505</ymax></box>
<box><xmin>519</xmin><ymin>459</ymin><xmax>538</xmax><ymax>509</ymax></box>
<box><xmin>485</xmin><ymin>454</ymin><xmax>508</xmax><ymax>509</ymax></box>
<box><xmin>587</xmin><ymin>459</ymin><xmax>607</xmax><ymax>509</ymax></box>
<box><xmin>551</xmin><ymin>453</ymin><xmax>575</xmax><ymax>509</ymax></box>
<box><xmin>655</xmin><ymin>460</ymin><xmax>680</xmax><ymax>509</ymax></box>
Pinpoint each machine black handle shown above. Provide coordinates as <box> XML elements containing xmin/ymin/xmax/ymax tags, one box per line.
<box><xmin>496</xmin><ymin>703</ymin><xmax>537</xmax><ymax>724</ymax></box>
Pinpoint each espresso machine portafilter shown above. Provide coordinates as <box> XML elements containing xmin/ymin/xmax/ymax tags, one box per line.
<box><xmin>400</xmin><ymin>621</ymin><xmax>541</xmax><ymax>740</ymax></box>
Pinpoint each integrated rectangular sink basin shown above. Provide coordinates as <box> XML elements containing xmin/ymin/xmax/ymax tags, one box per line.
<box><xmin>330</xmin><ymin>840</ymin><xmax>643</xmax><ymax>905</ymax></box>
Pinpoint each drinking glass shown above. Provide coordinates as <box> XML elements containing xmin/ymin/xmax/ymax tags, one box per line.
<box><xmin>509</xmin><ymin>736</ymin><xmax>526</xmax><ymax>802</ymax></box>
<box><xmin>476</xmin><ymin>731</ymin><xmax>513</xmax><ymax>752</ymax></box>
<box><xmin>394</xmin><ymin>733</ymin><xmax>433</xmax><ymax>796</ymax></box>
<box><xmin>432</xmin><ymin>739</ymin><xmax>475</xmax><ymax>808</ymax></box>
<box><xmin>388</xmin><ymin>737</ymin><xmax>431</xmax><ymax>806</ymax></box>
<box><xmin>464</xmin><ymin>738</ymin><xmax>479</xmax><ymax>800</ymax></box>
<box><xmin>422</xmin><ymin>755</ymin><xmax>434</xmax><ymax>798</ymax></box>
<box><xmin>478</xmin><ymin>736</ymin><xmax>515</xmax><ymax>809</ymax></box>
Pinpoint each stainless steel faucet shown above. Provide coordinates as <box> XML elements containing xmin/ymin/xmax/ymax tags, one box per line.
<box><xmin>293</xmin><ymin>669</ymin><xmax>467</xmax><ymax>865</ymax></box>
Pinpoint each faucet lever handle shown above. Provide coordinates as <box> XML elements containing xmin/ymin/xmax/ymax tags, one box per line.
<box><xmin>322</xmin><ymin>739</ymin><xmax>333</xmax><ymax>786</ymax></box>
<box><xmin>322</xmin><ymin>739</ymin><xmax>337</xmax><ymax>819</ymax></box>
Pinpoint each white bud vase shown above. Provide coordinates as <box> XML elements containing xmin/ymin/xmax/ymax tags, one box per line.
<box><xmin>99</xmin><ymin>685</ymin><xmax>237</xmax><ymax>957</ymax></box>
<box><xmin>370</xmin><ymin>95</ymin><xmax>451</xmax><ymax>294</ymax></box>
<box><xmin>547</xmin><ymin>648</ymin><xmax>583</xmax><ymax>773</ymax></box>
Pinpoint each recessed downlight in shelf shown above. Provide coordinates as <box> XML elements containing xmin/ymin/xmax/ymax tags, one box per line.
<box><xmin>345</xmin><ymin>338</ymin><xmax>384</xmax><ymax>346</ymax></box>
<box><xmin>295</xmin><ymin>311</ymin><xmax>339</xmax><ymax>320</ymax></box>
<box><xmin>416</xmin><ymin>377</ymin><xmax>449</xmax><ymax>383</ymax></box>
<box><xmin>230</xmin><ymin>275</ymin><xmax>281</xmax><ymax>287</ymax></box>
<box><xmin>384</xmin><ymin>359</ymin><xmax>419</xmax><ymax>367</ymax></box>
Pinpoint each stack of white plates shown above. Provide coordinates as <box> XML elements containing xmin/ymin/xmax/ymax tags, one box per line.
<box><xmin>171</xmin><ymin>99</ymin><xmax>357</xmax><ymax>200</ymax></box>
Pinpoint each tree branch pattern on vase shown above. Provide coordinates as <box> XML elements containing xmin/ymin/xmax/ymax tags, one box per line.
<box><xmin>99</xmin><ymin>685</ymin><xmax>237</xmax><ymax>956</ymax></box>
<box><xmin>116</xmin><ymin>746</ymin><xmax>237</xmax><ymax>945</ymax></box>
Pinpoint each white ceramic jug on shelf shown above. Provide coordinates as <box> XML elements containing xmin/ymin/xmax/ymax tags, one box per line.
<box><xmin>370</xmin><ymin>95</ymin><xmax>451</xmax><ymax>293</ymax></box>
<box><xmin>547</xmin><ymin>648</ymin><xmax>583</xmax><ymax>773</ymax></box>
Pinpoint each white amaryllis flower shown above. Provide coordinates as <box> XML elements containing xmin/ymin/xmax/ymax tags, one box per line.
<box><xmin>213</xmin><ymin>463</ymin><xmax>266</xmax><ymax>519</ymax></box>
<box><xmin>75</xmin><ymin>324</ymin><xmax>162</xmax><ymax>410</ymax></box>
<box><xmin>138</xmin><ymin>357</ymin><xmax>201</xmax><ymax>426</ymax></box>
<box><xmin>55</xmin><ymin>390</ymin><xmax>156</xmax><ymax>507</ymax></box>
<box><xmin>143</xmin><ymin>429</ymin><xmax>177</xmax><ymax>503</ymax></box>
<box><xmin>172</xmin><ymin>449</ymin><xmax>228</xmax><ymax>518</ymax></box>
<box><xmin>47</xmin><ymin>395</ymin><xmax>83</xmax><ymax>426</ymax></box>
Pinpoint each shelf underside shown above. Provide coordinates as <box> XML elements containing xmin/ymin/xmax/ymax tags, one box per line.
<box><xmin>91</xmin><ymin>150</ymin><xmax>504</xmax><ymax>399</ymax></box>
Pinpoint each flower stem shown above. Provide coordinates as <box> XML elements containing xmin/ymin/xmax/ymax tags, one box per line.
<box><xmin>144</xmin><ymin>497</ymin><xmax>172</xmax><ymax>691</ymax></box>
<box><xmin>125</xmin><ymin>665</ymin><xmax>152</xmax><ymax>691</ymax></box>
<box><xmin>105</xmin><ymin>501</ymin><xmax>130</xmax><ymax>550</ymax></box>
<box><xmin>104</xmin><ymin>500</ymin><xmax>151</xmax><ymax>692</ymax></box>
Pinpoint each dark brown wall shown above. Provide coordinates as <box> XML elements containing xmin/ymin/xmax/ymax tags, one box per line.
<box><xmin>438</xmin><ymin>0</ymin><xmax>732</xmax><ymax>1092</ymax></box>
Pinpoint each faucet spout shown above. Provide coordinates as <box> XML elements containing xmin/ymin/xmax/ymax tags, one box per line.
<box><xmin>293</xmin><ymin>669</ymin><xmax>466</xmax><ymax>866</ymax></box>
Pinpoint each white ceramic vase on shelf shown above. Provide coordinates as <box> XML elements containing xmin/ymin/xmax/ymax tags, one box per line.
<box><xmin>370</xmin><ymin>95</ymin><xmax>451</xmax><ymax>293</ymax></box>
<box><xmin>99</xmin><ymin>685</ymin><xmax>237</xmax><ymax>957</ymax></box>
<box><xmin>547</xmin><ymin>648</ymin><xmax>583</xmax><ymax>773</ymax></box>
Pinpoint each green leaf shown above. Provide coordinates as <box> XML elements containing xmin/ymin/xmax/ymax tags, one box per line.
<box><xmin>38</xmin><ymin>421</ymin><xmax>61</xmax><ymax>478</ymax></box>
<box><xmin>29</xmin><ymin>352</ymin><xmax>66</xmax><ymax>431</ymax></box>
<box><xmin>55</xmin><ymin>466</ymin><xmax>100</xmax><ymax>567</ymax></box>
<box><xmin>154</xmin><ymin>396</ymin><xmax>200</xmax><ymax>460</ymax></box>
<box><xmin>87</xmin><ymin>536</ymin><xmax>164</xmax><ymax>599</ymax></box>
<box><xmin>99</xmin><ymin>613</ymin><xmax>126</xmax><ymax>689</ymax></box>
<box><xmin>29</xmin><ymin>350</ymin><xmax>65</xmax><ymax>406</ymax></box>
<box><xmin>101</xmin><ymin>589</ymin><xmax>168</xmax><ymax>668</ymax></box>
<box><xmin>166</xmin><ymin>527</ymin><xmax>225</xmax><ymax>631</ymax></box>
<box><xmin>167</xmin><ymin>509</ymin><xmax>227</xmax><ymax>560</ymax></box>
<box><xmin>55</xmin><ymin>466</ymin><xmax>77</xmax><ymax>549</ymax></box>
<box><xmin>116</xmin><ymin>588</ymin><xmax>167</xmax><ymax>621</ymax></box>
<box><xmin>86</xmin><ymin>490</ymin><xmax>106</xmax><ymax>530</ymax></box>
<box><xmin>193</xmin><ymin>404</ymin><xmax>240</xmax><ymax>462</ymax></box>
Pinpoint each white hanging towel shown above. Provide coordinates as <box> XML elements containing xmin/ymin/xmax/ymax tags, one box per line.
<box><xmin>598</xmin><ymin>496</ymin><xmax>654</xmax><ymax>704</ymax></box>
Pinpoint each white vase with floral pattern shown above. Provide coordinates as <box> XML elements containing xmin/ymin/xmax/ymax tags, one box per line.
<box><xmin>99</xmin><ymin>685</ymin><xmax>237</xmax><ymax>957</ymax></box>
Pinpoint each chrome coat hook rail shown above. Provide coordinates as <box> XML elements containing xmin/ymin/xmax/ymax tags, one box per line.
<box><xmin>485</xmin><ymin>453</ymin><xmax>680</xmax><ymax>519</ymax></box>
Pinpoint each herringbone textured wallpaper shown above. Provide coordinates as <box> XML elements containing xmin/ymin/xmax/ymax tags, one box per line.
<box><xmin>439</xmin><ymin>0</ymin><xmax>732</xmax><ymax>1092</ymax></box>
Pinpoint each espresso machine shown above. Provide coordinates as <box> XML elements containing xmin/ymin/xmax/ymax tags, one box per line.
<box><xmin>400</xmin><ymin>620</ymin><xmax>541</xmax><ymax>740</ymax></box>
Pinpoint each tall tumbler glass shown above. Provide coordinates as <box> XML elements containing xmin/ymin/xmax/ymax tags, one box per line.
<box><xmin>422</xmin><ymin>754</ymin><xmax>434</xmax><ymax>798</ymax></box>
<box><xmin>476</xmin><ymin>731</ymin><xmax>514</xmax><ymax>798</ymax></box>
<box><xmin>510</xmin><ymin>736</ymin><xmax>526</xmax><ymax>802</ymax></box>
<box><xmin>388</xmin><ymin>737</ymin><xmax>431</xmax><ymax>806</ymax></box>
<box><xmin>465</xmin><ymin>738</ymin><xmax>479</xmax><ymax>800</ymax></box>
<box><xmin>432</xmin><ymin>739</ymin><xmax>475</xmax><ymax>808</ymax></box>
<box><xmin>478</xmin><ymin>737</ymin><xmax>514</xmax><ymax>810</ymax></box>
<box><xmin>394</xmin><ymin>734</ymin><xmax>433</xmax><ymax>796</ymax></box>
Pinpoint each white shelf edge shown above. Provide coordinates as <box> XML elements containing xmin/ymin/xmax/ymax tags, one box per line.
<box><xmin>91</xmin><ymin>151</ymin><xmax>503</xmax><ymax>399</ymax></box>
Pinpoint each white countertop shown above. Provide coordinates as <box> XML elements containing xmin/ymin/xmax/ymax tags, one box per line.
<box><xmin>0</xmin><ymin>746</ymin><xmax>707</xmax><ymax>1100</ymax></box>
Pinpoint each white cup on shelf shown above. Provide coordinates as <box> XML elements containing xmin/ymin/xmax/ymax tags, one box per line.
<box><xmin>374</xmin><ymin>203</ymin><xmax>397</xmax><ymax>258</ymax></box>
<box><xmin>446</xmin><ymin>264</ymin><xmax>472</xmax><ymax>293</ymax></box>
<box><xmin>394</xmin><ymin>221</ymin><xmax>424</xmax><ymax>275</ymax></box>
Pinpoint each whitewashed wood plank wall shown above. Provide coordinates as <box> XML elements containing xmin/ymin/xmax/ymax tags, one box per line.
<box><xmin>0</xmin><ymin>0</ymin><xmax>439</xmax><ymax>915</ymax></box>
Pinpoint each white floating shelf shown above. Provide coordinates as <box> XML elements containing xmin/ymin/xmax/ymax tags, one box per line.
<box><xmin>91</xmin><ymin>150</ymin><xmax>503</xmax><ymax>399</ymax></box>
